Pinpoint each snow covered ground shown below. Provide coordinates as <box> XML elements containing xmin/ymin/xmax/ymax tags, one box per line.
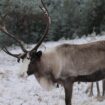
<box><xmin>0</xmin><ymin>35</ymin><xmax>105</xmax><ymax>105</ymax></box>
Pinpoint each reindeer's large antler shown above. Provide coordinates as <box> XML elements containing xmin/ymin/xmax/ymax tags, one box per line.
<box><xmin>0</xmin><ymin>25</ymin><xmax>27</xmax><ymax>53</ymax></box>
<box><xmin>30</xmin><ymin>0</ymin><xmax>51</xmax><ymax>52</ymax></box>
<box><xmin>0</xmin><ymin>0</ymin><xmax>51</xmax><ymax>61</ymax></box>
<box><xmin>0</xmin><ymin>13</ymin><xmax>28</xmax><ymax>61</ymax></box>
<box><xmin>0</xmin><ymin>22</ymin><xmax>28</xmax><ymax>62</ymax></box>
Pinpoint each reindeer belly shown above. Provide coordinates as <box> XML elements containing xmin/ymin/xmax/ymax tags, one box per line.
<box><xmin>76</xmin><ymin>69</ymin><xmax>105</xmax><ymax>82</ymax></box>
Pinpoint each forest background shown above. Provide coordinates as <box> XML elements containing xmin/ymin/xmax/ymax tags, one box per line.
<box><xmin>0</xmin><ymin>0</ymin><xmax>105</xmax><ymax>47</ymax></box>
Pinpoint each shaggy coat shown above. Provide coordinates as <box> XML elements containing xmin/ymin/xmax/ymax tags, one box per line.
<box><xmin>27</xmin><ymin>40</ymin><xmax>105</xmax><ymax>105</ymax></box>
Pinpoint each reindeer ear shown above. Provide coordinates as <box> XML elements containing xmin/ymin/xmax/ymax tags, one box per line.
<box><xmin>36</xmin><ymin>51</ymin><xmax>42</xmax><ymax>58</ymax></box>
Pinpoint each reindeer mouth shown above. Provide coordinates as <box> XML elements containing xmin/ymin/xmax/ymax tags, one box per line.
<box><xmin>27</xmin><ymin>70</ymin><xmax>33</xmax><ymax>76</ymax></box>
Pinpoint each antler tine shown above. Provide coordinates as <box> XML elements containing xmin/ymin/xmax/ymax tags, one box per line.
<box><xmin>3</xmin><ymin>47</ymin><xmax>23</xmax><ymax>62</ymax></box>
<box><xmin>40</xmin><ymin>0</ymin><xmax>49</xmax><ymax>16</ymax></box>
<box><xmin>0</xmin><ymin>13</ymin><xmax>28</xmax><ymax>61</ymax></box>
<box><xmin>0</xmin><ymin>13</ymin><xmax>27</xmax><ymax>53</ymax></box>
<box><xmin>0</xmin><ymin>25</ymin><xmax>27</xmax><ymax>53</ymax></box>
<box><xmin>3</xmin><ymin>47</ymin><xmax>21</xmax><ymax>58</ymax></box>
<box><xmin>30</xmin><ymin>0</ymin><xmax>51</xmax><ymax>52</ymax></box>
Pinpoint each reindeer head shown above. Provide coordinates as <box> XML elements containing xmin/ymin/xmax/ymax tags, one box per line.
<box><xmin>0</xmin><ymin>0</ymin><xmax>51</xmax><ymax>76</ymax></box>
<box><xmin>27</xmin><ymin>51</ymin><xmax>43</xmax><ymax>76</ymax></box>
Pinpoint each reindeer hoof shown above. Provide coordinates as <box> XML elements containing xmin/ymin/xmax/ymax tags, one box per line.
<box><xmin>96</xmin><ymin>96</ymin><xmax>104</xmax><ymax>102</ymax></box>
<box><xmin>88</xmin><ymin>93</ymin><xmax>93</xmax><ymax>97</ymax></box>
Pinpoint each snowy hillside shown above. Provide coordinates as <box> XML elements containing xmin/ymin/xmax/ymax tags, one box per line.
<box><xmin>0</xmin><ymin>35</ymin><xmax>105</xmax><ymax>105</ymax></box>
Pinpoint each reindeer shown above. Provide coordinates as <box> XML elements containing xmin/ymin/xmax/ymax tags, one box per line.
<box><xmin>86</xmin><ymin>80</ymin><xmax>105</xmax><ymax>100</ymax></box>
<box><xmin>86</xmin><ymin>82</ymin><xmax>100</xmax><ymax>97</ymax></box>
<box><xmin>1</xmin><ymin>0</ymin><xmax>105</xmax><ymax>105</ymax></box>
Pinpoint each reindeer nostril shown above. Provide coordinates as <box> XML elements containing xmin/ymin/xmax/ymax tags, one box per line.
<box><xmin>27</xmin><ymin>70</ymin><xmax>34</xmax><ymax>76</ymax></box>
<box><xmin>27</xmin><ymin>71</ymin><xmax>30</xmax><ymax>75</ymax></box>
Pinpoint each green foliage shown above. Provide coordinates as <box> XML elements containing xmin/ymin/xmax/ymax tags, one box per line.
<box><xmin>0</xmin><ymin>0</ymin><xmax>105</xmax><ymax>48</ymax></box>
<box><xmin>0</xmin><ymin>32</ymin><xmax>13</xmax><ymax>48</ymax></box>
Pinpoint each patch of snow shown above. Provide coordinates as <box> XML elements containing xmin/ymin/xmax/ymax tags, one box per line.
<box><xmin>0</xmin><ymin>35</ymin><xmax>105</xmax><ymax>105</ymax></box>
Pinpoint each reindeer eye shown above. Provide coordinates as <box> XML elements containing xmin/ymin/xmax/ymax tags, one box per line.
<box><xmin>36</xmin><ymin>51</ymin><xmax>42</xmax><ymax>57</ymax></box>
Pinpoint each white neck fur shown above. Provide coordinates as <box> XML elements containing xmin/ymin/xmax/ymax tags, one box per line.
<box><xmin>19</xmin><ymin>58</ymin><xmax>30</xmax><ymax>77</ymax></box>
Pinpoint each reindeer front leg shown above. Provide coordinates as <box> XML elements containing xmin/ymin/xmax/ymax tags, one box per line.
<box><xmin>63</xmin><ymin>79</ymin><xmax>74</xmax><ymax>105</ymax></box>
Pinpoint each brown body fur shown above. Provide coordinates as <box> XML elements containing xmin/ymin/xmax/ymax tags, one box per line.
<box><xmin>41</xmin><ymin>41</ymin><xmax>105</xmax><ymax>79</ymax></box>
